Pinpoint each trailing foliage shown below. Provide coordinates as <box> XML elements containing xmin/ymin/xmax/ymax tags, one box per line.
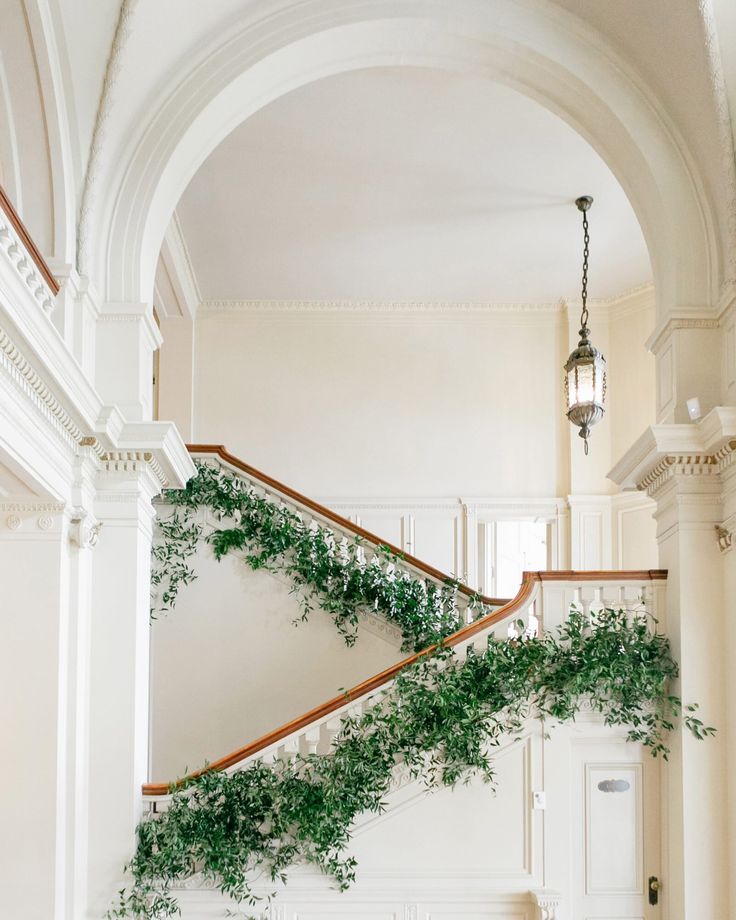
<box><xmin>151</xmin><ymin>462</ymin><xmax>484</xmax><ymax>650</ymax></box>
<box><xmin>108</xmin><ymin>608</ymin><xmax>713</xmax><ymax>920</ymax></box>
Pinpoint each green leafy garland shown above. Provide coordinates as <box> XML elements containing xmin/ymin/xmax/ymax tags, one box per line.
<box><xmin>109</xmin><ymin>607</ymin><xmax>712</xmax><ymax>920</ymax></box>
<box><xmin>151</xmin><ymin>462</ymin><xmax>487</xmax><ymax>650</ymax></box>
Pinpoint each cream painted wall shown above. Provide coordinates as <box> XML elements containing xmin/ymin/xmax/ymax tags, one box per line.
<box><xmin>191</xmin><ymin>307</ymin><xmax>572</xmax><ymax>499</ymax></box>
<box><xmin>150</xmin><ymin>534</ymin><xmax>404</xmax><ymax>782</ymax></box>
<box><xmin>607</xmin><ymin>291</ymin><xmax>657</xmax><ymax>464</ymax></box>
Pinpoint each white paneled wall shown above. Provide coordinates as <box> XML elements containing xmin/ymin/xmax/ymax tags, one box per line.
<box><xmin>323</xmin><ymin>494</ymin><xmax>656</xmax><ymax>595</ymax></box>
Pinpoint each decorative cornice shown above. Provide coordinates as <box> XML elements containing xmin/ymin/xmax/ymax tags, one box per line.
<box><xmin>77</xmin><ymin>0</ymin><xmax>139</xmax><ymax>274</ymax></box>
<box><xmin>0</xmin><ymin>201</ymin><xmax>56</xmax><ymax>313</ymax></box>
<box><xmin>637</xmin><ymin>440</ymin><xmax>736</xmax><ymax>497</ymax></box>
<box><xmin>0</xmin><ymin>501</ymin><xmax>65</xmax><ymax>514</ymax></box>
<box><xmin>199</xmin><ymin>299</ymin><xmax>566</xmax><ymax>317</ymax></box>
<box><xmin>646</xmin><ymin>311</ymin><xmax>721</xmax><ymax>355</ymax></box>
<box><xmin>0</xmin><ymin>325</ymin><xmax>83</xmax><ymax>449</ymax></box>
<box><xmin>100</xmin><ymin>450</ymin><xmax>168</xmax><ymax>489</ymax></box>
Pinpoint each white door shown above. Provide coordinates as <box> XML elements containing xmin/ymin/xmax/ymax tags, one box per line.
<box><xmin>571</xmin><ymin>739</ymin><xmax>662</xmax><ymax>920</ymax></box>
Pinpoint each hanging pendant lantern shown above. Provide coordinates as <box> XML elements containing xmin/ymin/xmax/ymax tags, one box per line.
<box><xmin>564</xmin><ymin>195</ymin><xmax>606</xmax><ymax>455</ymax></box>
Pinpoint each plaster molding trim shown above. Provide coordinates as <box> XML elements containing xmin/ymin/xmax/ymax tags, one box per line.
<box><xmin>100</xmin><ymin>450</ymin><xmax>168</xmax><ymax>489</ymax></box>
<box><xmin>646</xmin><ymin>311</ymin><xmax>720</xmax><ymax>355</ymax></box>
<box><xmin>638</xmin><ymin>454</ymin><xmax>719</xmax><ymax>496</ymax></box>
<box><xmin>69</xmin><ymin>507</ymin><xmax>103</xmax><ymax>548</ymax></box>
<box><xmin>531</xmin><ymin>889</ymin><xmax>562</xmax><ymax>920</ymax></box>
<box><xmin>0</xmin><ymin>209</ymin><xmax>56</xmax><ymax>314</ymax></box>
<box><xmin>98</xmin><ymin>306</ymin><xmax>163</xmax><ymax>349</ymax></box>
<box><xmin>698</xmin><ymin>0</ymin><xmax>736</xmax><ymax>283</ymax></box>
<box><xmin>77</xmin><ymin>0</ymin><xmax>139</xmax><ymax>274</ymax></box>
<box><xmin>565</xmin><ymin>281</ymin><xmax>655</xmax><ymax>322</ymax></box>
<box><xmin>199</xmin><ymin>299</ymin><xmax>566</xmax><ymax>318</ymax></box>
<box><xmin>1</xmin><ymin>501</ymin><xmax>64</xmax><ymax>514</ymax></box>
<box><xmin>716</xmin><ymin>523</ymin><xmax>733</xmax><ymax>554</ymax></box>
<box><xmin>637</xmin><ymin>441</ymin><xmax>736</xmax><ymax>497</ymax></box>
<box><xmin>0</xmin><ymin>326</ymin><xmax>83</xmax><ymax>450</ymax></box>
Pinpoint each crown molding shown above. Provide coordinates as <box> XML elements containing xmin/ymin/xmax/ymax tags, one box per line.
<box><xmin>645</xmin><ymin>308</ymin><xmax>720</xmax><ymax>355</ymax></box>
<box><xmin>198</xmin><ymin>299</ymin><xmax>566</xmax><ymax>318</ymax></box>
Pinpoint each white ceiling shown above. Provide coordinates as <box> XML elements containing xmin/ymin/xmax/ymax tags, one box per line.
<box><xmin>175</xmin><ymin>66</ymin><xmax>651</xmax><ymax>304</ymax></box>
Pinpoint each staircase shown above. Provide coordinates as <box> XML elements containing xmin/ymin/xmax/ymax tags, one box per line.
<box><xmin>144</xmin><ymin>446</ymin><xmax>667</xmax><ymax>919</ymax></box>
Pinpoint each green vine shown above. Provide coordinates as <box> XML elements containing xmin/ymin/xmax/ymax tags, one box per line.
<box><xmin>151</xmin><ymin>462</ymin><xmax>485</xmax><ymax>650</ymax></box>
<box><xmin>109</xmin><ymin>607</ymin><xmax>713</xmax><ymax>920</ymax></box>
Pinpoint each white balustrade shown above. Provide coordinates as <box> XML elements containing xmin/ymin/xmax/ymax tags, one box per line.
<box><xmin>148</xmin><ymin>455</ymin><xmax>666</xmax><ymax>811</ymax></box>
<box><xmin>144</xmin><ymin>567</ymin><xmax>666</xmax><ymax>814</ymax></box>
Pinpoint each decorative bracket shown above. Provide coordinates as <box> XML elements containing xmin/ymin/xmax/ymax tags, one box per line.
<box><xmin>531</xmin><ymin>889</ymin><xmax>562</xmax><ymax>920</ymax></box>
<box><xmin>716</xmin><ymin>523</ymin><xmax>734</xmax><ymax>553</ymax></box>
<box><xmin>69</xmin><ymin>508</ymin><xmax>103</xmax><ymax>549</ymax></box>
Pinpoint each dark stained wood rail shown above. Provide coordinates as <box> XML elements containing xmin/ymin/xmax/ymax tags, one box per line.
<box><xmin>142</xmin><ymin>566</ymin><xmax>666</xmax><ymax>796</ymax></box>
<box><xmin>0</xmin><ymin>185</ymin><xmax>59</xmax><ymax>295</ymax></box>
<box><xmin>186</xmin><ymin>444</ymin><xmax>510</xmax><ymax>607</ymax></box>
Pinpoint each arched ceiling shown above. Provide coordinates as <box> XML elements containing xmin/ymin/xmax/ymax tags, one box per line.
<box><xmin>174</xmin><ymin>67</ymin><xmax>650</xmax><ymax>304</ymax></box>
<box><xmin>7</xmin><ymin>0</ymin><xmax>733</xmax><ymax>302</ymax></box>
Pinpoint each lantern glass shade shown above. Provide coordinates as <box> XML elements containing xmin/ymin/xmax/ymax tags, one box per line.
<box><xmin>564</xmin><ymin>347</ymin><xmax>606</xmax><ymax>447</ymax></box>
<box><xmin>565</xmin><ymin>354</ymin><xmax>606</xmax><ymax>410</ymax></box>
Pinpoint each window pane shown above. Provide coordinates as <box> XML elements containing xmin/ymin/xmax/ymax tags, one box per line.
<box><xmin>496</xmin><ymin>521</ymin><xmax>548</xmax><ymax>597</ymax></box>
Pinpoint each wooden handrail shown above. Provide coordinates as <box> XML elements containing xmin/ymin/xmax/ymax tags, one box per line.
<box><xmin>142</xmin><ymin>566</ymin><xmax>666</xmax><ymax>796</ymax></box>
<box><xmin>0</xmin><ymin>185</ymin><xmax>59</xmax><ymax>295</ymax></box>
<box><xmin>186</xmin><ymin>444</ymin><xmax>510</xmax><ymax>607</ymax></box>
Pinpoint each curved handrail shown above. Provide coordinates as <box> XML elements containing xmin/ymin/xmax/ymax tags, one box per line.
<box><xmin>142</xmin><ymin>567</ymin><xmax>666</xmax><ymax>796</ymax></box>
<box><xmin>0</xmin><ymin>185</ymin><xmax>59</xmax><ymax>294</ymax></box>
<box><xmin>186</xmin><ymin>444</ymin><xmax>509</xmax><ymax>607</ymax></box>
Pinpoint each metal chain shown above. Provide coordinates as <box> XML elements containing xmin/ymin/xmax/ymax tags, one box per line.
<box><xmin>580</xmin><ymin>208</ymin><xmax>590</xmax><ymax>329</ymax></box>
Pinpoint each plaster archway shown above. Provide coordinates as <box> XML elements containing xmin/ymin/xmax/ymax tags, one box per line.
<box><xmin>100</xmin><ymin>0</ymin><xmax>718</xmax><ymax>320</ymax></box>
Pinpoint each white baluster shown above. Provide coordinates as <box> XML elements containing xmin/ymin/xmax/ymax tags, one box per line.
<box><xmin>278</xmin><ymin>737</ymin><xmax>299</xmax><ymax>762</ymax></box>
<box><xmin>303</xmin><ymin>727</ymin><xmax>321</xmax><ymax>756</ymax></box>
<box><xmin>580</xmin><ymin>587</ymin><xmax>592</xmax><ymax>626</ymax></box>
<box><xmin>592</xmin><ymin>586</ymin><xmax>603</xmax><ymax>616</ymax></box>
<box><xmin>525</xmin><ymin>608</ymin><xmax>539</xmax><ymax>639</ymax></box>
<box><xmin>571</xmin><ymin>586</ymin><xmax>583</xmax><ymax>614</ymax></box>
<box><xmin>324</xmin><ymin>715</ymin><xmax>343</xmax><ymax>750</ymax></box>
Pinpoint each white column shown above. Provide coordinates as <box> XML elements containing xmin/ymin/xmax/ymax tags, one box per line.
<box><xmin>648</xmin><ymin>317</ymin><xmax>722</xmax><ymax>424</ymax></box>
<box><xmin>719</xmin><ymin>452</ymin><xmax>736</xmax><ymax>914</ymax></box>
<box><xmin>85</xmin><ymin>452</ymin><xmax>162</xmax><ymax>917</ymax></box>
<box><xmin>0</xmin><ymin>502</ymin><xmax>69</xmax><ymax>920</ymax></box>
<box><xmin>609</xmin><ymin>413</ymin><xmax>736</xmax><ymax>920</ymax></box>
<box><xmin>651</xmin><ymin>470</ymin><xmax>728</xmax><ymax>920</ymax></box>
<box><xmin>96</xmin><ymin>305</ymin><xmax>162</xmax><ymax>421</ymax></box>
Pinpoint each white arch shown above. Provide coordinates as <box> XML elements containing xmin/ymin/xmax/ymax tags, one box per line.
<box><xmin>100</xmin><ymin>0</ymin><xmax>719</xmax><ymax>317</ymax></box>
